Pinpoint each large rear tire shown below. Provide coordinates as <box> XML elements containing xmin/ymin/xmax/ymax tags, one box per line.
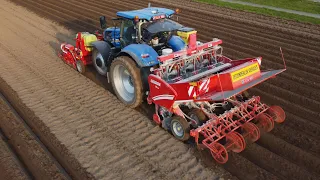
<box><xmin>92</xmin><ymin>48</ymin><xmax>108</xmax><ymax>76</ymax></box>
<box><xmin>110</xmin><ymin>56</ymin><xmax>143</xmax><ymax>108</ymax></box>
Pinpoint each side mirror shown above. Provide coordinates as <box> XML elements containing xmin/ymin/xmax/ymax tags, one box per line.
<box><xmin>99</xmin><ymin>16</ymin><xmax>107</xmax><ymax>29</ymax></box>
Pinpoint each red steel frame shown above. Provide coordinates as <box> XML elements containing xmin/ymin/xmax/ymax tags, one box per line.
<box><xmin>191</xmin><ymin>96</ymin><xmax>267</xmax><ymax>146</ymax></box>
<box><xmin>58</xmin><ymin>32</ymin><xmax>104</xmax><ymax>70</ymax></box>
<box><xmin>147</xmin><ymin>38</ymin><xmax>286</xmax><ymax>163</ymax></box>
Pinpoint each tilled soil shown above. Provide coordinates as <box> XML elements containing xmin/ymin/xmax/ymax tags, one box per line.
<box><xmin>0</xmin><ymin>132</ymin><xmax>29</xmax><ymax>180</ymax></box>
<box><xmin>0</xmin><ymin>92</ymin><xmax>69</xmax><ymax>180</ymax></box>
<box><xmin>0</xmin><ymin>0</ymin><xmax>232</xmax><ymax>179</ymax></box>
<box><xmin>1</xmin><ymin>0</ymin><xmax>320</xmax><ymax>179</ymax></box>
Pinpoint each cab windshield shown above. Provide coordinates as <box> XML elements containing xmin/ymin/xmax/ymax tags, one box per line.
<box><xmin>141</xmin><ymin>19</ymin><xmax>183</xmax><ymax>43</ymax></box>
<box><xmin>143</xmin><ymin>19</ymin><xmax>183</xmax><ymax>34</ymax></box>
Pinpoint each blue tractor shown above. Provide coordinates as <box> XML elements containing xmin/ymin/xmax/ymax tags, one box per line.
<box><xmin>91</xmin><ymin>6</ymin><xmax>192</xmax><ymax>107</ymax></box>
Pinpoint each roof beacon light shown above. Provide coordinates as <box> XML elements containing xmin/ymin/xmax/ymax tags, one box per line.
<box><xmin>175</xmin><ymin>8</ymin><xmax>180</xmax><ymax>14</ymax></box>
<box><xmin>134</xmin><ymin>16</ymin><xmax>139</xmax><ymax>23</ymax></box>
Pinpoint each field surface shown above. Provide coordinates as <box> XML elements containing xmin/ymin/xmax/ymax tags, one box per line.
<box><xmin>0</xmin><ymin>0</ymin><xmax>319</xmax><ymax>179</ymax></box>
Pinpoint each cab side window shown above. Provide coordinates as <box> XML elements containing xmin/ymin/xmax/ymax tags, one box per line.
<box><xmin>121</xmin><ymin>20</ymin><xmax>136</xmax><ymax>46</ymax></box>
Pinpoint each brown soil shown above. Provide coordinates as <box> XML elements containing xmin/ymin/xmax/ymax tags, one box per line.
<box><xmin>0</xmin><ymin>133</ymin><xmax>30</xmax><ymax>180</ymax></box>
<box><xmin>1</xmin><ymin>0</ymin><xmax>320</xmax><ymax>179</ymax></box>
<box><xmin>0</xmin><ymin>92</ymin><xmax>69</xmax><ymax>179</ymax></box>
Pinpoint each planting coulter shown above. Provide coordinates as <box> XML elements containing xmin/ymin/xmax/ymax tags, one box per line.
<box><xmin>58</xmin><ymin>4</ymin><xmax>286</xmax><ymax>163</ymax></box>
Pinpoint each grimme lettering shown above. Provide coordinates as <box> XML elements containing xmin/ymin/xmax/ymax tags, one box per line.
<box><xmin>232</xmin><ymin>65</ymin><xmax>259</xmax><ymax>81</ymax></box>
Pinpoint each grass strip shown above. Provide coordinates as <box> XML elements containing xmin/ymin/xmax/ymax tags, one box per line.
<box><xmin>196</xmin><ymin>0</ymin><xmax>320</xmax><ymax>24</ymax></box>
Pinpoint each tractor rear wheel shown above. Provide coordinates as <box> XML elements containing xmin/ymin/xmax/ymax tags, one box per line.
<box><xmin>170</xmin><ymin>116</ymin><xmax>190</xmax><ymax>141</ymax></box>
<box><xmin>110</xmin><ymin>56</ymin><xmax>143</xmax><ymax>108</ymax></box>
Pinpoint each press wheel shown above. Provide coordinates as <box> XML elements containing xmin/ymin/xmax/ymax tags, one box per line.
<box><xmin>226</xmin><ymin>131</ymin><xmax>246</xmax><ymax>153</ymax></box>
<box><xmin>256</xmin><ymin>113</ymin><xmax>274</xmax><ymax>132</ymax></box>
<box><xmin>210</xmin><ymin>143</ymin><xmax>228</xmax><ymax>164</ymax></box>
<box><xmin>241</xmin><ymin>122</ymin><xmax>260</xmax><ymax>144</ymax></box>
<box><xmin>267</xmin><ymin>106</ymin><xmax>286</xmax><ymax>123</ymax></box>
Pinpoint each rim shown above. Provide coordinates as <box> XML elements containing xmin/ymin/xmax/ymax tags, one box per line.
<box><xmin>113</xmin><ymin>64</ymin><xmax>135</xmax><ymax>103</ymax></box>
<box><xmin>189</xmin><ymin>113</ymin><xmax>200</xmax><ymax>128</ymax></box>
<box><xmin>268</xmin><ymin>106</ymin><xmax>286</xmax><ymax>123</ymax></box>
<box><xmin>95</xmin><ymin>53</ymin><xmax>107</xmax><ymax>75</ymax></box>
<box><xmin>256</xmin><ymin>113</ymin><xmax>274</xmax><ymax>132</ymax></box>
<box><xmin>243</xmin><ymin>122</ymin><xmax>260</xmax><ymax>143</ymax></box>
<box><xmin>211</xmin><ymin>143</ymin><xmax>228</xmax><ymax>164</ymax></box>
<box><xmin>264</xmin><ymin>113</ymin><xmax>274</xmax><ymax>132</ymax></box>
<box><xmin>172</xmin><ymin>121</ymin><xmax>184</xmax><ymax>137</ymax></box>
<box><xmin>226</xmin><ymin>132</ymin><xmax>246</xmax><ymax>153</ymax></box>
<box><xmin>76</xmin><ymin>61</ymin><xmax>82</xmax><ymax>72</ymax></box>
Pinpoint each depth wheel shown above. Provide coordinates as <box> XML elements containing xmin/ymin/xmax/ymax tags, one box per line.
<box><xmin>110</xmin><ymin>56</ymin><xmax>143</xmax><ymax>108</ymax></box>
<box><xmin>256</xmin><ymin>113</ymin><xmax>274</xmax><ymax>132</ymax></box>
<box><xmin>241</xmin><ymin>122</ymin><xmax>260</xmax><ymax>144</ymax></box>
<box><xmin>266</xmin><ymin>106</ymin><xmax>286</xmax><ymax>123</ymax></box>
<box><xmin>170</xmin><ymin>116</ymin><xmax>190</xmax><ymax>141</ymax></box>
<box><xmin>226</xmin><ymin>132</ymin><xmax>246</xmax><ymax>153</ymax></box>
<box><xmin>210</xmin><ymin>143</ymin><xmax>228</xmax><ymax>164</ymax></box>
<box><xmin>188</xmin><ymin>109</ymin><xmax>208</xmax><ymax>128</ymax></box>
<box><xmin>76</xmin><ymin>60</ymin><xmax>86</xmax><ymax>74</ymax></box>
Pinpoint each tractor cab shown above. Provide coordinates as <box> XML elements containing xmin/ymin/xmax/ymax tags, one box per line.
<box><xmin>100</xmin><ymin>7</ymin><xmax>194</xmax><ymax>56</ymax></box>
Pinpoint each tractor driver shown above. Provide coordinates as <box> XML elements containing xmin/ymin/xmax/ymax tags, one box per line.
<box><xmin>142</xmin><ymin>29</ymin><xmax>170</xmax><ymax>46</ymax></box>
<box><xmin>121</xmin><ymin>20</ymin><xmax>137</xmax><ymax>46</ymax></box>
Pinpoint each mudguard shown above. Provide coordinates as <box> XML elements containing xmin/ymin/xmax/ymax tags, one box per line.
<box><xmin>120</xmin><ymin>44</ymin><xmax>159</xmax><ymax>67</ymax></box>
<box><xmin>147</xmin><ymin>74</ymin><xmax>177</xmax><ymax>110</ymax></box>
<box><xmin>91</xmin><ymin>41</ymin><xmax>113</xmax><ymax>66</ymax></box>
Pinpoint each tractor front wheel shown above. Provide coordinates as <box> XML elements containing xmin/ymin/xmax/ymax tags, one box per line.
<box><xmin>110</xmin><ymin>56</ymin><xmax>143</xmax><ymax>108</ymax></box>
<box><xmin>170</xmin><ymin>116</ymin><xmax>190</xmax><ymax>141</ymax></box>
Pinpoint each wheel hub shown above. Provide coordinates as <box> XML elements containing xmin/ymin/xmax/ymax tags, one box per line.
<box><xmin>93</xmin><ymin>53</ymin><xmax>108</xmax><ymax>76</ymax></box>
<box><xmin>128</xmin><ymin>76</ymin><xmax>134</xmax><ymax>86</ymax></box>
<box><xmin>113</xmin><ymin>64</ymin><xmax>135</xmax><ymax>102</ymax></box>
<box><xmin>172</xmin><ymin>121</ymin><xmax>183</xmax><ymax>137</ymax></box>
<box><xmin>96</xmin><ymin>57</ymin><xmax>103</xmax><ymax>67</ymax></box>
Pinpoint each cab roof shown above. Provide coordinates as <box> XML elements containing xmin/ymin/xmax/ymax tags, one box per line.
<box><xmin>116</xmin><ymin>7</ymin><xmax>175</xmax><ymax>21</ymax></box>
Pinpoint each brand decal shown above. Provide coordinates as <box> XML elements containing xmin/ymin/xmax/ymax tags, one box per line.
<box><xmin>231</xmin><ymin>63</ymin><xmax>260</xmax><ymax>82</ymax></box>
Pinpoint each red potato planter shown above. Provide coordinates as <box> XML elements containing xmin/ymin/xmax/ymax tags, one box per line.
<box><xmin>58</xmin><ymin>6</ymin><xmax>286</xmax><ymax>164</ymax></box>
<box><xmin>147</xmin><ymin>40</ymin><xmax>286</xmax><ymax>163</ymax></box>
